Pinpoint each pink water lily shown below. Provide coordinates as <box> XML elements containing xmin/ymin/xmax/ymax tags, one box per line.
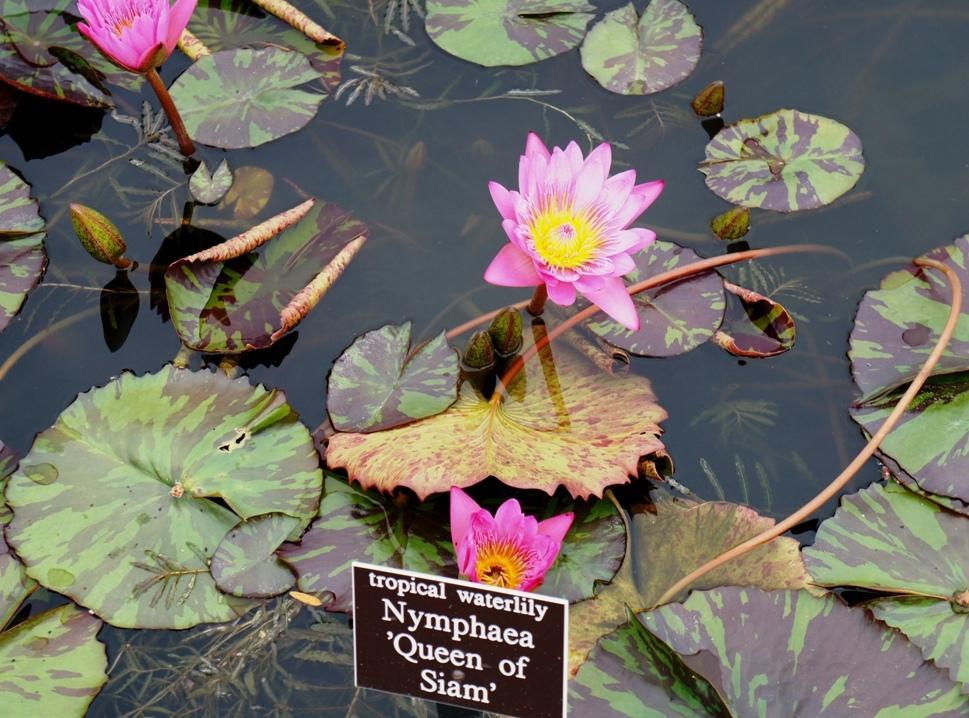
<box><xmin>484</xmin><ymin>133</ymin><xmax>664</xmax><ymax>331</ymax></box>
<box><xmin>450</xmin><ymin>487</ymin><xmax>573</xmax><ymax>592</ymax></box>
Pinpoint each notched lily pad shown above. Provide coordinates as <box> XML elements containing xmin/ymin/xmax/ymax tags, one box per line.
<box><xmin>711</xmin><ymin>281</ymin><xmax>795</xmax><ymax>358</ymax></box>
<box><xmin>211</xmin><ymin>513</ymin><xmax>299</xmax><ymax>598</ymax></box>
<box><xmin>189</xmin><ymin>159</ymin><xmax>234</xmax><ymax>205</ymax></box>
<box><xmin>0</xmin><ymin>161</ymin><xmax>46</xmax><ymax>333</ymax></box>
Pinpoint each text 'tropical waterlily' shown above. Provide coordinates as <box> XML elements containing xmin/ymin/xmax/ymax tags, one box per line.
<box><xmin>484</xmin><ymin>133</ymin><xmax>664</xmax><ymax>330</ymax></box>
<box><xmin>450</xmin><ymin>487</ymin><xmax>573</xmax><ymax>592</ymax></box>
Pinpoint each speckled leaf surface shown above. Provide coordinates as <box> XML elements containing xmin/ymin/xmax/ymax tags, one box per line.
<box><xmin>210</xmin><ymin>513</ymin><xmax>299</xmax><ymax>598</ymax></box>
<box><xmin>5</xmin><ymin>366</ymin><xmax>322</xmax><ymax>628</ymax></box>
<box><xmin>1</xmin><ymin>442</ymin><xmax>35</xmax><ymax>629</ymax></box>
<box><xmin>327</xmin><ymin>335</ymin><xmax>667</xmax><ymax>499</ymax></box>
<box><xmin>586</xmin><ymin>240</ymin><xmax>725</xmax><ymax>357</ymax></box>
<box><xmin>712</xmin><ymin>282</ymin><xmax>795</xmax><ymax>358</ymax></box>
<box><xmin>168</xmin><ymin>48</ymin><xmax>324</xmax><ymax>149</ymax></box>
<box><xmin>0</xmin><ymin>162</ymin><xmax>46</xmax><ymax>333</ymax></box>
<box><xmin>327</xmin><ymin>322</ymin><xmax>458</xmax><ymax>432</ymax></box>
<box><xmin>643</xmin><ymin>588</ymin><xmax>969</xmax><ymax>716</ymax></box>
<box><xmin>166</xmin><ymin>200</ymin><xmax>368</xmax><ymax>353</ymax></box>
<box><xmin>568</xmin><ymin>499</ymin><xmax>809</xmax><ymax>673</ymax></box>
<box><xmin>425</xmin><ymin>0</ymin><xmax>594</xmax><ymax>67</ymax></box>
<box><xmin>189</xmin><ymin>159</ymin><xmax>233</xmax><ymax>205</ymax></box>
<box><xmin>0</xmin><ymin>604</ymin><xmax>107</xmax><ymax>717</ymax></box>
<box><xmin>699</xmin><ymin>109</ymin><xmax>865</xmax><ymax>212</ymax></box>
<box><xmin>580</xmin><ymin>0</ymin><xmax>702</xmax><ymax>95</ymax></box>
<box><xmin>804</xmin><ymin>482</ymin><xmax>969</xmax><ymax>690</ymax></box>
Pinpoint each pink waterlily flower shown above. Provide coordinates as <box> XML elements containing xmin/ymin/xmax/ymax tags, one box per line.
<box><xmin>450</xmin><ymin>487</ymin><xmax>574</xmax><ymax>592</ymax></box>
<box><xmin>484</xmin><ymin>133</ymin><xmax>664</xmax><ymax>331</ymax></box>
<box><xmin>76</xmin><ymin>0</ymin><xmax>197</xmax><ymax>74</ymax></box>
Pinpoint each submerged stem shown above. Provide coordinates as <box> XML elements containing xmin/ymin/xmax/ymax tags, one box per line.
<box><xmin>145</xmin><ymin>68</ymin><xmax>195</xmax><ymax>157</ymax></box>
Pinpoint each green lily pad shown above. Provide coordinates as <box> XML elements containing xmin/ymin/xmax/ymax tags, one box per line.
<box><xmin>425</xmin><ymin>0</ymin><xmax>595</xmax><ymax>67</ymax></box>
<box><xmin>5</xmin><ymin>366</ymin><xmax>323</xmax><ymax>628</ymax></box>
<box><xmin>168</xmin><ymin>48</ymin><xmax>324</xmax><ymax>149</ymax></box>
<box><xmin>327</xmin><ymin>322</ymin><xmax>459</xmax><ymax>433</ymax></box>
<box><xmin>804</xmin><ymin>482</ymin><xmax>969</xmax><ymax>690</ymax></box>
<box><xmin>643</xmin><ymin>588</ymin><xmax>968</xmax><ymax>716</ymax></box>
<box><xmin>580</xmin><ymin>0</ymin><xmax>702</xmax><ymax>95</ymax></box>
<box><xmin>711</xmin><ymin>282</ymin><xmax>796</xmax><ymax>358</ymax></box>
<box><xmin>0</xmin><ymin>162</ymin><xmax>46</xmax><ymax>333</ymax></box>
<box><xmin>0</xmin><ymin>604</ymin><xmax>107</xmax><ymax>717</ymax></box>
<box><xmin>165</xmin><ymin>199</ymin><xmax>368</xmax><ymax>353</ymax></box>
<box><xmin>699</xmin><ymin>109</ymin><xmax>865</xmax><ymax>212</ymax></box>
<box><xmin>585</xmin><ymin>240</ymin><xmax>725</xmax><ymax>357</ymax></box>
<box><xmin>189</xmin><ymin>159</ymin><xmax>233</xmax><ymax>205</ymax></box>
<box><xmin>210</xmin><ymin>513</ymin><xmax>299</xmax><ymax>598</ymax></box>
<box><xmin>1</xmin><ymin>442</ymin><xmax>36</xmax><ymax>629</ymax></box>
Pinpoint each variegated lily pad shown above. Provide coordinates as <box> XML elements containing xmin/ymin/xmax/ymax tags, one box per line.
<box><xmin>425</xmin><ymin>0</ymin><xmax>595</xmax><ymax>67</ymax></box>
<box><xmin>168</xmin><ymin>48</ymin><xmax>324</xmax><ymax>149</ymax></box>
<box><xmin>580</xmin><ymin>0</ymin><xmax>702</xmax><ymax>95</ymax></box>
<box><xmin>805</xmin><ymin>483</ymin><xmax>969</xmax><ymax>690</ymax></box>
<box><xmin>585</xmin><ymin>240</ymin><xmax>725</xmax><ymax>357</ymax></box>
<box><xmin>643</xmin><ymin>588</ymin><xmax>968</xmax><ymax>716</ymax></box>
<box><xmin>327</xmin><ymin>334</ymin><xmax>667</xmax><ymax>499</ymax></box>
<box><xmin>5</xmin><ymin>366</ymin><xmax>323</xmax><ymax>628</ymax></box>
<box><xmin>699</xmin><ymin>109</ymin><xmax>865</xmax><ymax>212</ymax></box>
<box><xmin>211</xmin><ymin>513</ymin><xmax>299</xmax><ymax>598</ymax></box>
<box><xmin>0</xmin><ymin>162</ymin><xmax>46</xmax><ymax>333</ymax></box>
<box><xmin>711</xmin><ymin>282</ymin><xmax>796</xmax><ymax>358</ymax></box>
<box><xmin>189</xmin><ymin>159</ymin><xmax>233</xmax><ymax>205</ymax></box>
<box><xmin>327</xmin><ymin>322</ymin><xmax>459</xmax><ymax>433</ymax></box>
<box><xmin>1</xmin><ymin>442</ymin><xmax>35</xmax><ymax>629</ymax></box>
<box><xmin>166</xmin><ymin>199</ymin><xmax>368</xmax><ymax>353</ymax></box>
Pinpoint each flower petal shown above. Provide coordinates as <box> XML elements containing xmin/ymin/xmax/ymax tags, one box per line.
<box><xmin>484</xmin><ymin>243</ymin><xmax>543</xmax><ymax>287</ymax></box>
<box><xmin>583</xmin><ymin>276</ymin><xmax>639</xmax><ymax>331</ymax></box>
<box><xmin>573</xmin><ymin>142</ymin><xmax>612</xmax><ymax>209</ymax></box>
<box><xmin>165</xmin><ymin>0</ymin><xmax>199</xmax><ymax>53</ymax></box>
<box><xmin>538</xmin><ymin>512</ymin><xmax>574</xmax><ymax>544</ymax></box>
<box><xmin>449</xmin><ymin>487</ymin><xmax>482</xmax><ymax>549</ymax></box>
<box><xmin>545</xmin><ymin>278</ymin><xmax>577</xmax><ymax>306</ymax></box>
<box><xmin>493</xmin><ymin>498</ymin><xmax>526</xmax><ymax>533</ymax></box>
<box><xmin>489</xmin><ymin>182</ymin><xmax>516</xmax><ymax>221</ymax></box>
<box><xmin>613</xmin><ymin>180</ymin><xmax>665</xmax><ymax>228</ymax></box>
<box><xmin>524</xmin><ymin>132</ymin><xmax>551</xmax><ymax>162</ymax></box>
<box><xmin>601</xmin><ymin>227</ymin><xmax>656</xmax><ymax>256</ymax></box>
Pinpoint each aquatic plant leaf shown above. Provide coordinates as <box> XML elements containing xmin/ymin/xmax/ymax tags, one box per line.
<box><xmin>643</xmin><ymin>588</ymin><xmax>968</xmax><ymax>716</ymax></box>
<box><xmin>327</xmin><ymin>323</ymin><xmax>459</xmax><ymax>433</ymax></box>
<box><xmin>425</xmin><ymin>0</ymin><xmax>594</xmax><ymax>67</ymax></box>
<box><xmin>0</xmin><ymin>162</ymin><xmax>46</xmax><ymax>333</ymax></box>
<box><xmin>580</xmin><ymin>0</ymin><xmax>702</xmax><ymax>95</ymax></box>
<box><xmin>709</xmin><ymin>205</ymin><xmax>748</xmax><ymax>240</ymax></box>
<box><xmin>0</xmin><ymin>442</ymin><xmax>36</xmax><ymax>629</ymax></box>
<box><xmin>5</xmin><ymin>366</ymin><xmax>322</xmax><ymax>628</ymax></box>
<box><xmin>168</xmin><ymin>48</ymin><xmax>324</xmax><ymax>149</ymax></box>
<box><xmin>691</xmin><ymin>80</ymin><xmax>724</xmax><ymax>118</ymax></box>
<box><xmin>699</xmin><ymin>109</ymin><xmax>865</xmax><ymax>212</ymax></box>
<box><xmin>210</xmin><ymin>513</ymin><xmax>299</xmax><ymax>598</ymax></box>
<box><xmin>570</xmin><ymin>612</ymin><xmax>730</xmax><ymax>717</ymax></box>
<box><xmin>189</xmin><ymin>159</ymin><xmax>233</xmax><ymax>205</ymax></box>
<box><xmin>568</xmin><ymin>498</ymin><xmax>809</xmax><ymax>673</ymax></box>
<box><xmin>711</xmin><ymin>282</ymin><xmax>795</xmax><ymax>358</ymax></box>
<box><xmin>327</xmin><ymin>334</ymin><xmax>667</xmax><ymax>499</ymax></box>
<box><xmin>0</xmin><ymin>604</ymin><xmax>107</xmax><ymax>716</ymax></box>
<box><xmin>804</xmin><ymin>482</ymin><xmax>969</xmax><ymax>690</ymax></box>
<box><xmin>585</xmin><ymin>240</ymin><xmax>725</xmax><ymax>357</ymax></box>
<box><xmin>218</xmin><ymin>165</ymin><xmax>273</xmax><ymax>219</ymax></box>
<box><xmin>166</xmin><ymin>199</ymin><xmax>368</xmax><ymax>353</ymax></box>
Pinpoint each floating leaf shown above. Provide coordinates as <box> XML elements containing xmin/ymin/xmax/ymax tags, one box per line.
<box><xmin>691</xmin><ymin>80</ymin><xmax>724</xmax><ymax>117</ymax></box>
<box><xmin>166</xmin><ymin>199</ymin><xmax>368</xmax><ymax>353</ymax></box>
<box><xmin>211</xmin><ymin>513</ymin><xmax>299</xmax><ymax>598</ymax></box>
<box><xmin>218</xmin><ymin>165</ymin><xmax>273</xmax><ymax>219</ymax></box>
<box><xmin>189</xmin><ymin>159</ymin><xmax>234</xmax><ymax>205</ymax></box>
<box><xmin>327</xmin><ymin>323</ymin><xmax>459</xmax><ymax>433</ymax></box>
<box><xmin>699</xmin><ymin>109</ymin><xmax>865</xmax><ymax>212</ymax></box>
<box><xmin>585</xmin><ymin>240</ymin><xmax>725</xmax><ymax>357</ymax></box>
<box><xmin>805</xmin><ymin>482</ymin><xmax>969</xmax><ymax>690</ymax></box>
<box><xmin>425</xmin><ymin>0</ymin><xmax>594</xmax><ymax>67</ymax></box>
<box><xmin>0</xmin><ymin>604</ymin><xmax>107</xmax><ymax>717</ymax></box>
<box><xmin>643</xmin><ymin>588</ymin><xmax>968</xmax><ymax>716</ymax></box>
<box><xmin>327</xmin><ymin>333</ymin><xmax>667</xmax><ymax>499</ymax></box>
<box><xmin>1</xmin><ymin>442</ymin><xmax>36</xmax><ymax>629</ymax></box>
<box><xmin>168</xmin><ymin>48</ymin><xmax>324</xmax><ymax>149</ymax></box>
<box><xmin>709</xmin><ymin>205</ymin><xmax>749</xmax><ymax>240</ymax></box>
<box><xmin>5</xmin><ymin>366</ymin><xmax>322</xmax><ymax>628</ymax></box>
<box><xmin>711</xmin><ymin>281</ymin><xmax>795</xmax><ymax>358</ymax></box>
<box><xmin>0</xmin><ymin>162</ymin><xmax>46</xmax><ymax>333</ymax></box>
<box><xmin>580</xmin><ymin>0</ymin><xmax>702</xmax><ymax>95</ymax></box>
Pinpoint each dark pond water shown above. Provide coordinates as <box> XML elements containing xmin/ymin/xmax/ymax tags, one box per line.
<box><xmin>2</xmin><ymin>0</ymin><xmax>969</xmax><ymax>715</ymax></box>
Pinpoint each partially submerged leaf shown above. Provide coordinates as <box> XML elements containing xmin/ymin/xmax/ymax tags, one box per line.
<box><xmin>0</xmin><ymin>162</ymin><xmax>46</xmax><ymax>333</ymax></box>
<box><xmin>218</xmin><ymin>165</ymin><xmax>273</xmax><ymax>219</ymax></box>
<box><xmin>189</xmin><ymin>159</ymin><xmax>234</xmax><ymax>205</ymax></box>
<box><xmin>691</xmin><ymin>80</ymin><xmax>725</xmax><ymax>117</ymax></box>
<box><xmin>211</xmin><ymin>513</ymin><xmax>299</xmax><ymax>598</ymax></box>
<box><xmin>711</xmin><ymin>281</ymin><xmax>795</xmax><ymax>358</ymax></box>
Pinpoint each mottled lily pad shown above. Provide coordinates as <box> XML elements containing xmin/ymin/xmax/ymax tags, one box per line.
<box><xmin>5</xmin><ymin>366</ymin><xmax>323</xmax><ymax>628</ymax></box>
<box><xmin>425</xmin><ymin>0</ymin><xmax>595</xmax><ymax>67</ymax></box>
<box><xmin>0</xmin><ymin>162</ymin><xmax>46</xmax><ymax>333</ymax></box>
<box><xmin>580</xmin><ymin>0</ymin><xmax>702</xmax><ymax>95</ymax></box>
<box><xmin>0</xmin><ymin>604</ymin><xmax>107</xmax><ymax>717</ymax></box>
<box><xmin>699</xmin><ymin>109</ymin><xmax>865</xmax><ymax>212</ymax></box>
<box><xmin>189</xmin><ymin>159</ymin><xmax>233</xmax><ymax>205</ymax></box>
<box><xmin>327</xmin><ymin>323</ymin><xmax>459</xmax><ymax>433</ymax></box>
<box><xmin>166</xmin><ymin>199</ymin><xmax>368</xmax><ymax>353</ymax></box>
<box><xmin>805</xmin><ymin>482</ymin><xmax>969</xmax><ymax>690</ymax></box>
<box><xmin>585</xmin><ymin>240</ymin><xmax>725</xmax><ymax>357</ymax></box>
<box><xmin>1</xmin><ymin>442</ymin><xmax>36</xmax><ymax>629</ymax></box>
<box><xmin>327</xmin><ymin>333</ymin><xmax>667</xmax><ymax>499</ymax></box>
<box><xmin>168</xmin><ymin>48</ymin><xmax>324</xmax><ymax>149</ymax></box>
<box><xmin>711</xmin><ymin>282</ymin><xmax>796</xmax><ymax>358</ymax></box>
<box><xmin>643</xmin><ymin>588</ymin><xmax>968</xmax><ymax>716</ymax></box>
<box><xmin>211</xmin><ymin>513</ymin><xmax>299</xmax><ymax>598</ymax></box>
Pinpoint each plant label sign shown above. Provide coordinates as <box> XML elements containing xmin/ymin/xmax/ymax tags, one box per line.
<box><xmin>352</xmin><ymin>562</ymin><xmax>568</xmax><ymax>718</ymax></box>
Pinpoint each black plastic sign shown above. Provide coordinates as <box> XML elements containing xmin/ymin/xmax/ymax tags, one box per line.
<box><xmin>352</xmin><ymin>562</ymin><xmax>568</xmax><ymax>718</ymax></box>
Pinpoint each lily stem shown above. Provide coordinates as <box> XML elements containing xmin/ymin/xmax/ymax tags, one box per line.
<box><xmin>146</xmin><ymin>67</ymin><xmax>195</xmax><ymax>157</ymax></box>
<box><xmin>526</xmin><ymin>285</ymin><xmax>548</xmax><ymax>316</ymax></box>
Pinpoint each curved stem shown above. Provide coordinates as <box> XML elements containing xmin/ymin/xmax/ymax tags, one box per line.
<box><xmin>653</xmin><ymin>257</ymin><xmax>962</xmax><ymax>607</ymax></box>
<box><xmin>146</xmin><ymin>67</ymin><xmax>195</xmax><ymax>157</ymax></box>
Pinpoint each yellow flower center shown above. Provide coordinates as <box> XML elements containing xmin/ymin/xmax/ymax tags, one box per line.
<box><xmin>474</xmin><ymin>539</ymin><xmax>529</xmax><ymax>589</ymax></box>
<box><xmin>529</xmin><ymin>203</ymin><xmax>602</xmax><ymax>270</ymax></box>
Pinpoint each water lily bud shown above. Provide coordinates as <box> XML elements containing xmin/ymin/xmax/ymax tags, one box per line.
<box><xmin>462</xmin><ymin>330</ymin><xmax>495</xmax><ymax>370</ymax></box>
<box><xmin>488</xmin><ymin>307</ymin><xmax>523</xmax><ymax>357</ymax></box>
<box><xmin>70</xmin><ymin>204</ymin><xmax>132</xmax><ymax>269</ymax></box>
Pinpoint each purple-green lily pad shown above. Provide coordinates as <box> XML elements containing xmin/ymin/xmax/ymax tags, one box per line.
<box><xmin>699</xmin><ymin>109</ymin><xmax>865</xmax><ymax>212</ymax></box>
<box><xmin>580</xmin><ymin>0</ymin><xmax>702</xmax><ymax>95</ymax></box>
<box><xmin>0</xmin><ymin>162</ymin><xmax>46</xmax><ymax>333</ymax></box>
<box><xmin>1</xmin><ymin>442</ymin><xmax>36</xmax><ymax>629</ymax></box>
<box><xmin>211</xmin><ymin>513</ymin><xmax>299</xmax><ymax>598</ymax></box>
